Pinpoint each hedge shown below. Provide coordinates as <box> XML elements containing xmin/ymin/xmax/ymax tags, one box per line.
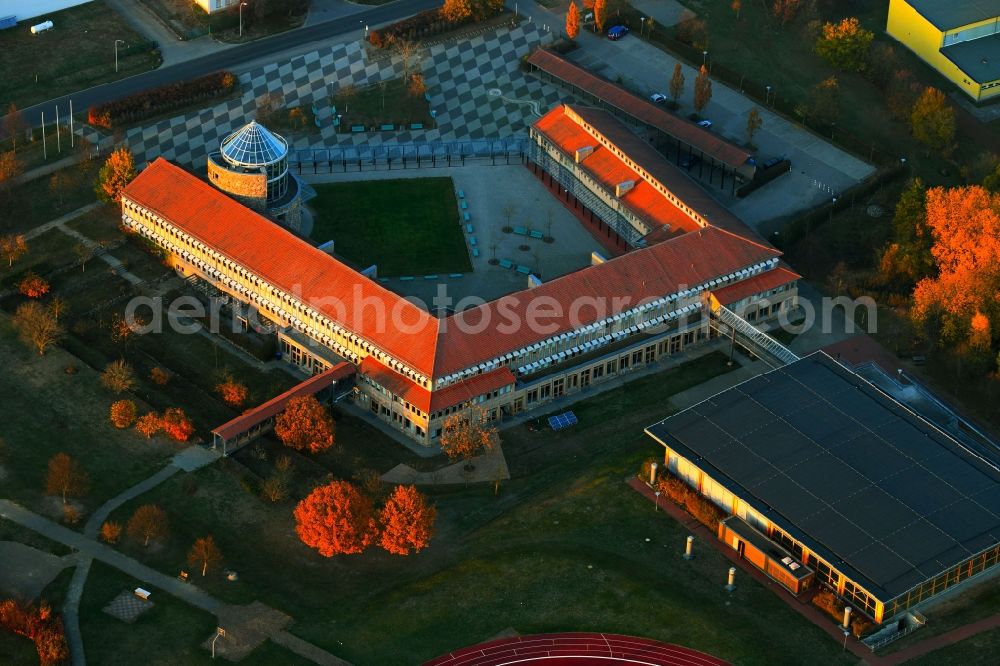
<box><xmin>88</xmin><ymin>71</ymin><xmax>239</xmax><ymax>129</ymax></box>
<box><xmin>368</xmin><ymin>1</ymin><xmax>504</xmax><ymax>48</ymax></box>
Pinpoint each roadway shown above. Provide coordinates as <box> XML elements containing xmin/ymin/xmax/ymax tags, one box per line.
<box><xmin>13</xmin><ymin>0</ymin><xmax>441</xmax><ymax>128</ymax></box>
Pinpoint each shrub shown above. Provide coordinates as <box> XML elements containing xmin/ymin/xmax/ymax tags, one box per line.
<box><xmin>18</xmin><ymin>273</ymin><xmax>50</xmax><ymax>298</ymax></box>
<box><xmin>368</xmin><ymin>1</ymin><xmax>503</xmax><ymax>49</ymax></box>
<box><xmin>109</xmin><ymin>399</ymin><xmax>138</xmax><ymax>429</ymax></box>
<box><xmin>100</xmin><ymin>521</ymin><xmax>122</xmax><ymax>543</ymax></box>
<box><xmin>161</xmin><ymin>408</ymin><xmax>195</xmax><ymax>442</ymax></box>
<box><xmin>87</xmin><ymin>71</ymin><xmax>239</xmax><ymax>129</ymax></box>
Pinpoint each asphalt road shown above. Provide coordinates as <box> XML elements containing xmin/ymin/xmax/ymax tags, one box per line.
<box><xmin>14</xmin><ymin>0</ymin><xmax>441</xmax><ymax>128</ymax></box>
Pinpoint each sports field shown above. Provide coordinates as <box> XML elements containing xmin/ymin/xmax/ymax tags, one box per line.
<box><xmin>309</xmin><ymin>177</ymin><xmax>471</xmax><ymax>277</ymax></box>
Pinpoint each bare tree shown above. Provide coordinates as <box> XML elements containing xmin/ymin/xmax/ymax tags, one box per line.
<box><xmin>13</xmin><ymin>301</ymin><xmax>64</xmax><ymax>355</ymax></box>
<box><xmin>187</xmin><ymin>535</ymin><xmax>224</xmax><ymax>576</ymax></box>
<box><xmin>45</xmin><ymin>453</ymin><xmax>89</xmax><ymax>506</ymax></box>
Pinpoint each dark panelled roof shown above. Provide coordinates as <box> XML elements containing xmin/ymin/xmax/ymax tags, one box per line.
<box><xmin>646</xmin><ymin>352</ymin><xmax>1000</xmax><ymax>601</ymax></box>
<box><xmin>906</xmin><ymin>0</ymin><xmax>1000</xmax><ymax>31</ymax></box>
<box><xmin>942</xmin><ymin>33</ymin><xmax>1000</xmax><ymax>83</ymax></box>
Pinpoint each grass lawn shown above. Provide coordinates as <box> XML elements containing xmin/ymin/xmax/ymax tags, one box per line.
<box><xmin>336</xmin><ymin>78</ymin><xmax>434</xmax><ymax>130</ymax></box>
<box><xmin>0</xmin><ymin>518</ymin><xmax>75</xmax><ymax>557</ymax></box>
<box><xmin>908</xmin><ymin>627</ymin><xmax>1000</xmax><ymax>665</ymax></box>
<box><xmin>99</xmin><ymin>351</ymin><xmax>855</xmax><ymax>664</ymax></box>
<box><xmin>0</xmin><ymin>228</ymin><xmax>78</xmax><ymax>286</ymax></box>
<box><xmin>65</xmin><ymin>204</ymin><xmax>123</xmax><ymax>245</ymax></box>
<box><xmin>0</xmin><ymin>630</ymin><xmax>36</xmax><ymax>666</ymax></box>
<box><xmin>309</xmin><ymin>178</ymin><xmax>470</xmax><ymax>276</ymax></box>
<box><xmin>0</xmin><ymin>1</ymin><xmax>160</xmax><ymax>110</ymax></box>
<box><xmin>0</xmin><ymin>160</ymin><xmax>101</xmax><ymax>236</ymax></box>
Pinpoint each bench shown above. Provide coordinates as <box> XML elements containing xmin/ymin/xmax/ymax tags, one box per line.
<box><xmin>351</xmin><ymin>125</ymin><xmax>365</xmax><ymax>133</ymax></box>
<box><xmin>460</xmin><ymin>201</ymin><xmax>468</xmax><ymax>210</ymax></box>
<box><xmin>516</xmin><ymin>265</ymin><xmax>532</xmax><ymax>275</ymax></box>
<box><xmin>410</xmin><ymin>123</ymin><xmax>423</xmax><ymax>130</ymax></box>
<box><xmin>513</xmin><ymin>226</ymin><xmax>528</xmax><ymax>236</ymax></box>
<box><xmin>529</xmin><ymin>230</ymin><xmax>544</xmax><ymax>240</ymax></box>
<box><xmin>448</xmin><ymin>273</ymin><xmax>463</xmax><ymax>278</ymax></box>
<box><xmin>458</xmin><ymin>189</ymin><xmax>465</xmax><ymax>198</ymax></box>
<box><xmin>465</xmin><ymin>223</ymin><xmax>473</xmax><ymax>233</ymax></box>
<box><xmin>471</xmin><ymin>248</ymin><xmax>480</xmax><ymax>258</ymax></box>
<box><xmin>423</xmin><ymin>274</ymin><xmax>438</xmax><ymax>280</ymax></box>
<box><xmin>134</xmin><ymin>588</ymin><xmax>151</xmax><ymax>601</ymax></box>
<box><xmin>380</xmin><ymin>124</ymin><xmax>395</xmax><ymax>131</ymax></box>
<box><xmin>463</xmin><ymin>213</ymin><xmax>471</xmax><ymax>223</ymax></box>
<box><xmin>178</xmin><ymin>571</ymin><xmax>189</xmax><ymax>582</ymax></box>
<box><xmin>399</xmin><ymin>276</ymin><xmax>415</xmax><ymax>281</ymax></box>
<box><xmin>499</xmin><ymin>259</ymin><xmax>514</xmax><ymax>269</ymax></box>
<box><xmin>469</xmin><ymin>237</ymin><xmax>477</xmax><ymax>246</ymax></box>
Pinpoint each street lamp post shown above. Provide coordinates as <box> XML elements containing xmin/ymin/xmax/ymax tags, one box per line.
<box><xmin>114</xmin><ymin>39</ymin><xmax>125</xmax><ymax>73</ymax></box>
<box><xmin>654</xmin><ymin>491</ymin><xmax>661</xmax><ymax>511</ymax></box>
<box><xmin>640</xmin><ymin>17</ymin><xmax>645</xmax><ymax>37</ymax></box>
<box><xmin>702</xmin><ymin>50</ymin><xmax>708</xmax><ymax>65</ymax></box>
<box><xmin>239</xmin><ymin>2</ymin><xmax>248</xmax><ymax>38</ymax></box>
<box><xmin>765</xmin><ymin>85</ymin><xmax>771</xmax><ymax>106</ymax></box>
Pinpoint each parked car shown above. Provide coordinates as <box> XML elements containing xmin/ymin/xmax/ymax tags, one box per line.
<box><xmin>696</xmin><ymin>119</ymin><xmax>713</xmax><ymax>129</ymax></box>
<box><xmin>607</xmin><ymin>25</ymin><xmax>629</xmax><ymax>40</ymax></box>
<box><xmin>679</xmin><ymin>155</ymin><xmax>701</xmax><ymax>170</ymax></box>
<box><xmin>649</xmin><ymin>93</ymin><xmax>667</xmax><ymax>104</ymax></box>
<box><xmin>762</xmin><ymin>156</ymin><xmax>787</xmax><ymax>169</ymax></box>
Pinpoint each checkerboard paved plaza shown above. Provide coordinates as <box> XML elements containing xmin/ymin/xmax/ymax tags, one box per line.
<box><xmin>103</xmin><ymin>590</ymin><xmax>155</xmax><ymax>623</ymax></box>
<box><xmin>126</xmin><ymin>22</ymin><xmax>567</xmax><ymax>167</ymax></box>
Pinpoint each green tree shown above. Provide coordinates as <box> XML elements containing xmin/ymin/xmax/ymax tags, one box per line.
<box><xmin>879</xmin><ymin>178</ymin><xmax>933</xmax><ymax>284</ymax></box>
<box><xmin>815</xmin><ymin>17</ymin><xmax>873</xmax><ymax>72</ymax></box>
<box><xmin>911</xmin><ymin>87</ymin><xmax>956</xmax><ymax>156</ymax></box>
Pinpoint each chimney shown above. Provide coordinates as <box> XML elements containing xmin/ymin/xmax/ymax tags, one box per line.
<box><xmin>575</xmin><ymin>145</ymin><xmax>594</xmax><ymax>162</ymax></box>
<box><xmin>615</xmin><ymin>180</ymin><xmax>635</xmax><ymax>197</ymax></box>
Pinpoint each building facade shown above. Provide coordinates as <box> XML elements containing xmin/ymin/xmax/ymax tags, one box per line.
<box><xmin>887</xmin><ymin>0</ymin><xmax>1000</xmax><ymax>102</ymax></box>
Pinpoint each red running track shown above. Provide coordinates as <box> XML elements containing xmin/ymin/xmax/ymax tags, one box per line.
<box><xmin>423</xmin><ymin>632</ymin><xmax>732</xmax><ymax>666</ymax></box>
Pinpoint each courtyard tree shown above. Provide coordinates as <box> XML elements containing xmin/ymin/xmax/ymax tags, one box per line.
<box><xmin>1</xmin><ymin>234</ymin><xmax>27</xmax><ymax>267</ymax></box>
<box><xmin>45</xmin><ymin>453</ymin><xmax>89</xmax><ymax>507</ymax></box>
<box><xmin>669</xmin><ymin>62</ymin><xmax>685</xmax><ymax>104</ymax></box>
<box><xmin>100</xmin><ymin>359</ymin><xmax>136</xmax><ymax>394</ymax></box>
<box><xmin>440</xmin><ymin>406</ymin><xmax>499</xmax><ymax>462</ymax></box>
<box><xmin>593</xmin><ymin>0</ymin><xmax>607</xmax><ymax>33</ymax></box>
<box><xmin>408</xmin><ymin>73</ymin><xmax>427</xmax><ymax>99</ymax></box>
<box><xmin>109</xmin><ymin>399</ymin><xmax>138</xmax><ymax>429</ymax></box>
<box><xmin>135</xmin><ymin>412</ymin><xmax>163</xmax><ymax>439</ymax></box>
<box><xmin>566</xmin><ymin>2</ymin><xmax>580</xmax><ymax>40</ymax></box>
<box><xmin>74</xmin><ymin>242</ymin><xmax>94</xmax><ymax>272</ymax></box>
<box><xmin>48</xmin><ymin>171</ymin><xmax>70</xmax><ymax>207</ymax></box>
<box><xmin>912</xmin><ymin>185</ymin><xmax>1000</xmax><ymax>347</ymax></box>
<box><xmin>378</xmin><ymin>484</ymin><xmax>436</xmax><ymax>555</ymax></box>
<box><xmin>95</xmin><ymin>147</ymin><xmax>137</xmax><ymax>204</ymax></box>
<box><xmin>441</xmin><ymin>0</ymin><xmax>473</xmax><ymax>23</ymax></box>
<box><xmin>275</xmin><ymin>395</ymin><xmax>335</xmax><ymax>453</ymax></box>
<box><xmin>879</xmin><ymin>178</ymin><xmax>933</xmax><ymax>284</ymax></box>
<box><xmin>772</xmin><ymin>0</ymin><xmax>802</xmax><ymax>26</ymax></box>
<box><xmin>815</xmin><ymin>17</ymin><xmax>873</xmax><ymax>72</ymax></box>
<box><xmin>260</xmin><ymin>474</ymin><xmax>289</xmax><ymax>503</ymax></box>
<box><xmin>745</xmin><ymin>107</ymin><xmax>763</xmax><ymax>145</ymax></box>
<box><xmin>911</xmin><ymin>87</ymin><xmax>956</xmax><ymax>156</ymax></box>
<box><xmin>293</xmin><ymin>480</ymin><xmax>377</xmax><ymax>556</ymax></box>
<box><xmin>149</xmin><ymin>367</ymin><xmax>170</xmax><ymax>386</ymax></box>
<box><xmin>161</xmin><ymin>407</ymin><xmax>195</xmax><ymax>442</ymax></box>
<box><xmin>49</xmin><ymin>297</ymin><xmax>67</xmax><ymax>323</ymax></box>
<box><xmin>3</xmin><ymin>103</ymin><xmax>28</xmax><ymax>153</ymax></box>
<box><xmin>0</xmin><ymin>151</ymin><xmax>22</xmax><ymax>192</ymax></box>
<box><xmin>187</xmin><ymin>535</ymin><xmax>224</xmax><ymax>576</ymax></box>
<box><xmin>215</xmin><ymin>374</ymin><xmax>249</xmax><ymax>408</ymax></box>
<box><xmin>802</xmin><ymin>76</ymin><xmax>839</xmax><ymax>126</ymax></box>
<box><xmin>100</xmin><ymin>521</ymin><xmax>122</xmax><ymax>544</ymax></box>
<box><xmin>335</xmin><ymin>83</ymin><xmax>357</xmax><ymax>115</ymax></box>
<box><xmin>126</xmin><ymin>504</ymin><xmax>169</xmax><ymax>547</ymax></box>
<box><xmin>13</xmin><ymin>301</ymin><xmax>63</xmax><ymax>355</ymax></box>
<box><xmin>693</xmin><ymin>64</ymin><xmax>712</xmax><ymax>115</ymax></box>
<box><xmin>18</xmin><ymin>273</ymin><xmax>50</xmax><ymax>298</ymax></box>
<box><xmin>731</xmin><ymin>0</ymin><xmax>742</xmax><ymax>20</ymax></box>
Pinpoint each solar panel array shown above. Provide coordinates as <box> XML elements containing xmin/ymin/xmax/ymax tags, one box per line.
<box><xmin>647</xmin><ymin>353</ymin><xmax>1000</xmax><ymax>600</ymax></box>
<box><xmin>548</xmin><ymin>411</ymin><xmax>578</xmax><ymax>431</ymax></box>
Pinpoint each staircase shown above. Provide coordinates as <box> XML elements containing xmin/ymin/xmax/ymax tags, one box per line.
<box><xmin>712</xmin><ymin>304</ymin><xmax>800</xmax><ymax>368</ymax></box>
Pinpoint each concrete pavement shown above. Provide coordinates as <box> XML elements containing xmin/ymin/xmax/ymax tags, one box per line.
<box><xmin>104</xmin><ymin>0</ymin><xmax>233</xmax><ymax>67</ymax></box>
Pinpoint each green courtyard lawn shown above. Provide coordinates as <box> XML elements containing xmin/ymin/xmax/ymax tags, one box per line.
<box><xmin>0</xmin><ymin>160</ymin><xmax>102</xmax><ymax>236</ymax></box>
<box><xmin>336</xmin><ymin>78</ymin><xmax>434</xmax><ymax>131</ymax></box>
<box><xmin>0</xmin><ymin>228</ymin><xmax>78</xmax><ymax>288</ymax></box>
<box><xmin>309</xmin><ymin>178</ymin><xmax>470</xmax><ymax>276</ymax></box>
<box><xmin>0</xmin><ymin>630</ymin><xmax>35</xmax><ymax>666</ymax></box>
<box><xmin>0</xmin><ymin>1</ymin><xmax>160</xmax><ymax>110</ymax></box>
<box><xmin>100</xmin><ymin>351</ymin><xmax>852</xmax><ymax>664</ymax></box>
<box><xmin>909</xmin><ymin>627</ymin><xmax>1000</xmax><ymax>666</ymax></box>
<box><xmin>65</xmin><ymin>204</ymin><xmax>124</xmax><ymax>245</ymax></box>
<box><xmin>0</xmin><ymin>518</ymin><xmax>74</xmax><ymax>557</ymax></box>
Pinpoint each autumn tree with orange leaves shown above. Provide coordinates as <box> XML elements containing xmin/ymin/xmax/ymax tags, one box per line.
<box><xmin>294</xmin><ymin>480</ymin><xmax>377</xmax><ymax>556</ymax></box>
<box><xmin>95</xmin><ymin>147</ymin><xmax>137</xmax><ymax>203</ymax></box>
<box><xmin>45</xmin><ymin>453</ymin><xmax>89</xmax><ymax>507</ymax></box>
<box><xmin>127</xmin><ymin>504</ymin><xmax>168</xmax><ymax>547</ymax></box>
<box><xmin>379</xmin><ymin>485</ymin><xmax>436</xmax><ymax>555</ymax></box>
<box><xmin>440</xmin><ymin>406</ymin><xmax>499</xmax><ymax>462</ymax></box>
<box><xmin>215</xmin><ymin>375</ymin><xmax>249</xmax><ymax>408</ymax></box>
<box><xmin>593</xmin><ymin>0</ymin><xmax>607</xmax><ymax>33</ymax></box>
<box><xmin>693</xmin><ymin>64</ymin><xmax>712</xmax><ymax>114</ymax></box>
<box><xmin>274</xmin><ymin>395</ymin><xmax>335</xmax><ymax>453</ymax></box>
<box><xmin>187</xmin><ymin>535</ymin><xmax>224</xmax><ymax>576</ymax></box>
<box><xmin>0</xmin><ymin>599</ymin><xmax>69</xmax><ymax>666</ymax></box>
<box><xmin>135</xmin><ymin>412</ymin><xmax>162</xmax><ymax>439</ymax></box>
<box><xmin>18</xmin><ymin>273</ymin><xmax>50</xmax><ymax>298</ymax></box>
<box><xmin>110</xmin><ymin>399</ymin><xmax>138</xmax><ymax>429</ymax></box>
<box><xmin>161</xmin><ymin>408</ymin><xmax>195</xmax><ymax>442</ymax></box>
<box><xmin>566</xmin><ymin>2</ymin><xmax>580</xmax><ymax>40</ymax></box>
<box><xmin>912</xmin><ymin>186</ymin><xmax>1000</xmax><ymax>352</ymax></box>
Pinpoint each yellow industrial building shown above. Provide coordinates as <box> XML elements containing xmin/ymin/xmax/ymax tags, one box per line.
<box><xmin>887</xmin><ymin>0</ymin><xmax>1000</xmax><ymax>102</ymax></box>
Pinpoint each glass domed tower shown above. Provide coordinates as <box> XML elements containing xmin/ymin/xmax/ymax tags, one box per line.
<box><xmin>207</xmin><ymin>120</ymin><xmax>302</xmax><ymax>228</ymax></box>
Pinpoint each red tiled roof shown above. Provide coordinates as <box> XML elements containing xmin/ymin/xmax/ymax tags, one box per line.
<box><xmin>212</xmin><ymin>362</ymin><xmax>355</xmax><ymax>441</ymax></box>
<box><xmin>533</xmin><ymin>106</ymin><xmax>702</xmax><ymax>237</ymax></box>
<box><xmin>360</xmin><ymin>356</ymin><xmax>515</xmax><ymax>413</ymax></box>
<box><xmin>711</xmin><ymin>265</ymin><xmax>800</xmax><ymax>306</ymax></box>
<box><xmin>435</xmin><ymin>226</ymin><xmax>781</xmax><ymax>375</ymax></box>
<box><xmin>527</xmin><ymin>50</ymin><xmax>751</xmax><ymax>170</ymax></box>
<box><xmin>122</xmin><ymin>159</ymin><xmax>440</xmax><ymax>376</ymax></box>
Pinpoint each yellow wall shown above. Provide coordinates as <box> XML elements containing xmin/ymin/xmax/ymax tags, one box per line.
<box><xmin>886</xmin><ymin>0</ymin><xmax>999</xmax><ymax>101</ymax></box>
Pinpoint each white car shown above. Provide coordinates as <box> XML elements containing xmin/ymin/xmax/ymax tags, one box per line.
<box><xmin>696</xmin><ymin>119</ymin><xmax>713</xmax><ymax>129</ymax></box>
<box><xmin>649</xmin><ymin>93</ymin><xmax>667</xmax><ymax>104</ymax></box>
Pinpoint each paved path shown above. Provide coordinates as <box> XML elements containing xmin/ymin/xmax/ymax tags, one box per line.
<box><xmin>382</xmin><ymin>449</ymin><xmax>510</xmax><ymax>485</ymax></box>
<box><xmin>105</xmin><ymin>0</ymin><xmax>231</xmax><ymax>67</ymax></box>
<box><xmin>273</xmin><ymin>630</ymin><xmax>354</xmax><ymax>666</ymax></box>
<box><xmin>24</xmin><ymin>203</ymin><xmax>103</xmax><ymax>240</ymax></box>
<box><xmin>63</xmin><ymin>557</ymin><xmax>92</xmax><ymax>666</ymax></box>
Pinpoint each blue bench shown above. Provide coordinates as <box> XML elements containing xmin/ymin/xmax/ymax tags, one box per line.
<box><xmin>472</xmin><ymin>248</ymin><xmax>480</xmax><ymax>258</ymax></box>
<box><xmin>460</xmin><ymin>201</ymin><xmax>468</xmax><ymax>210</ymax></box>
<box><xmin>449</xmin><ymin>273</ymin><xmax>463</xmax><ymax>278</ymax></box>
<box><xmin>351</xmin><ymin>125</ymin><xmax>365</xmax><ymax>133</ymax></box>
<box><xmin>513</xmin><ymin>226</ymin><xmax>528</xmax><ymax>236</ymax></box>
<box><xmin>425</xmin><ymin>93</ymin><xmax>432</xmax><ymax>102</ymax></box>
<box><xmin>380</xmin><ymin>124</ymin><xmax>395</xmax><ymax>131</ymax></box>
<box><xmin>529</xmin><ymin>230</ymin><xmax>544</xmax><ymax>240</ymax></box>
<box><xmin>465</xmin><ymin>223</ymin><xmax>473</xmax><ymax>233</ymax></box>
<box><xmin>410</xmin><ymin>123</ymin><xmax>423</xmax><ymax>130</ymax></box>
<box><xmin>399</xmin><ymin>276</ymin><xmax>414</xmax><ymax>281</ymax></box>
<box><xmin>499</xmin><ymin>259</ymin><xmax>514</xmax><ymax>269</ymax></box>
<box><xmin>424</xmin><ymin>274</ymin><xmax>438</xmax><ymax>280</ymax></box>
<box><xmin>463</xmin><ymin>213</ymin><xmax>471</xmax><ymax>223</ymax></box>
<box><xmin>470</xmin><ymin>237</ymin><xmax>477</xmax><ymax>246</ymax></box>
<box><xmin>516</xmin><ymin>265</ymin><xmax>532</xmax><ymax>275</ymax></box>
<box><xmin>458</xmin><ymin>190</ymin><xmax>465</xmax><ymax>198</ymax></box>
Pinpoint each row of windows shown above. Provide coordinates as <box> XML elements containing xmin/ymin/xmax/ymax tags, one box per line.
<box><xmin>885</xmin><ymin>544</ymin><xmax>1000</xmax><ymax>618</ymax></box>
<box><xmin>428</xmin><ymin>384</ymin><xmax>512</xmax><ymax>420</ymax></box>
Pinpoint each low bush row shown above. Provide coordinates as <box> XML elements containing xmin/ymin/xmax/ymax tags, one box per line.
<box><xmin>88</xmin><ymin>71</ymin><xmax>239</xmax><ymax>129</ymax></box>
<box><xmin>368</xmin><ymin>1</ymin><xmax>504</xmax><ymax>48</ymax></box>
